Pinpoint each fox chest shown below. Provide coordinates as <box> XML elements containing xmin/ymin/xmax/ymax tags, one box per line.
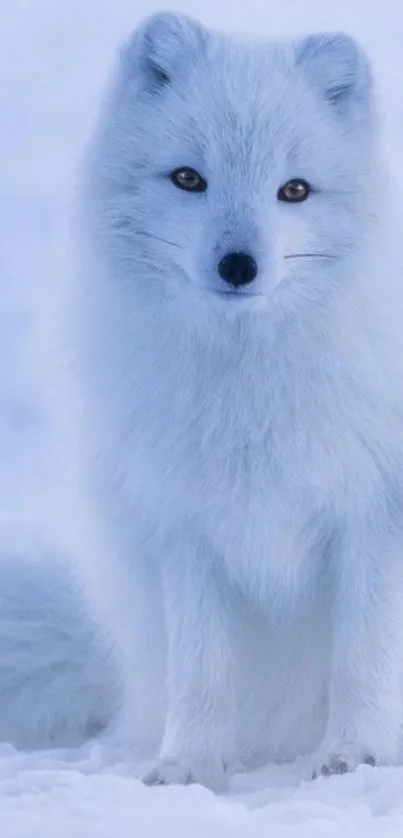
<box><xmin>89</xmin><ymin>345</ymin><xmax>376</xmax><ymax>590</ymax></box>
<box><xmin>110</xmin><ymin>397</ymin><xmax>341</xmax><ymax>593</ymax></box>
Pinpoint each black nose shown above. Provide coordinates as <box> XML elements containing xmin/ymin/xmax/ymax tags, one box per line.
<box><xmin>218</xmin><ymin>252</ymin><xmax>258</xmax><ymax>287</ymax></box>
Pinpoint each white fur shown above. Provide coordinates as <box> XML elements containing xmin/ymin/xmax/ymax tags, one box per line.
<box><xmin>0</xmin><ymin>533</ymin><xmax>116</xmax><ymax>748</ymax></box>
<box><xmin>4</xmin><ymin>13</ymin><xmax>403</xmax><ymax>791</ymax></box>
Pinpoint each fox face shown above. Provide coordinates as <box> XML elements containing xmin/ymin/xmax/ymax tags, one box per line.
<box><xmin>85</xmin><ymin>13</ymin><xmax>377</xmax><ymax>317</ymax></box>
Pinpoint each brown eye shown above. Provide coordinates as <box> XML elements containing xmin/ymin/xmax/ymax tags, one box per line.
<box><xmin>277</xmin><ymin>179</ymin><xmax>311</xmax><ymax>203</ymax></box>
<box><xmin>170</xmin><ymin>167</ymin><xmax>207</xmax><ymax>193</ymax></box>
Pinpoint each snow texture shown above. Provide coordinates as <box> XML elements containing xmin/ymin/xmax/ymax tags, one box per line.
<box><xmin>2</xmin><ymin>0</ymin><xmax>403</xmax><ymax>834</ymax></box>
<box><xmin>2</xmin><ymin>742</ymin><xmax>403</xmax><ymax>836</ymax></box>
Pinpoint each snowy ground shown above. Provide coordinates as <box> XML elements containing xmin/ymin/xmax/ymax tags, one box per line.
<box><xmin>2</xmin><ymin>0</ymin><xmax>403</xmax><ymax>834</ymax></box>
<box><xmin>2</xmin><ymin>743</ymin><xmax>403</xmax><ymax>837</ymax></box>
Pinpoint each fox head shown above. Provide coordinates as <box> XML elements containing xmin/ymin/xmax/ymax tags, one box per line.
<box><xmin>83</xmin><ymin>12</ymin><xmax>378</xmax><ymax>318</ymax></box>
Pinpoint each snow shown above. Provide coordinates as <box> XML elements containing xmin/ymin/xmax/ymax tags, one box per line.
<box><xmin>2</xmin><ymin>0</ymin><xmax>403</xmax><ymax>834</ymax></box>
<box><xmin>2</xmin><ymin>744</ymin><xmax>403</xmax><ymax>837</ymax></box>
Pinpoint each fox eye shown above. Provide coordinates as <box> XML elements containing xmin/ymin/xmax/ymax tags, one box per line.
<box><xmin>277</xmin><ymin>179</ymin><xmax>311</xmax><ymax>203</ymax></box>
<box><xmin>170</xmin><ymin>167</ymin><xmax>207</xmax><ymax>193</ymax></box>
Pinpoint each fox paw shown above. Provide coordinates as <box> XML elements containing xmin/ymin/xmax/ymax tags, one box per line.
<box><xmin>310</xmin><ymin>740</ymin><xmax>376</xmax><ymax>779</ymax></box>
<box><xmin>142</xmin><ymin>756</ymin><xmax>228</xmax><ymax>793</ymax></box>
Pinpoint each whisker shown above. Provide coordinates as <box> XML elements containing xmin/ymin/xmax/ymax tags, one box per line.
<box><xmin>137</xmin><ymin>231</ymin><xmax>183</xmax><ymax>249</ymax></box>
<box><xmin>284</xmin><ymin>253</ymin><xmax>339</xmax><ymax>260</ymax></box>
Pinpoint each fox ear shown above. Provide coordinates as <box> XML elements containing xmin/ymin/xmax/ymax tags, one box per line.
<box><xmin>295</xmin><ymin>33</ymin><xmax>373</xmax><ymax>114</ymax></box>
<box><xmin>120</xmin><ymin>12</ymin><xmax>207</xmax><ymax>88</ymax></box>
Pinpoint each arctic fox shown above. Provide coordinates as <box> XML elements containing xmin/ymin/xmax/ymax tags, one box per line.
<box><xmin>3</xmin><ymin>11</ymin><xmax>403</xmax><ymax>791</ymax></box>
